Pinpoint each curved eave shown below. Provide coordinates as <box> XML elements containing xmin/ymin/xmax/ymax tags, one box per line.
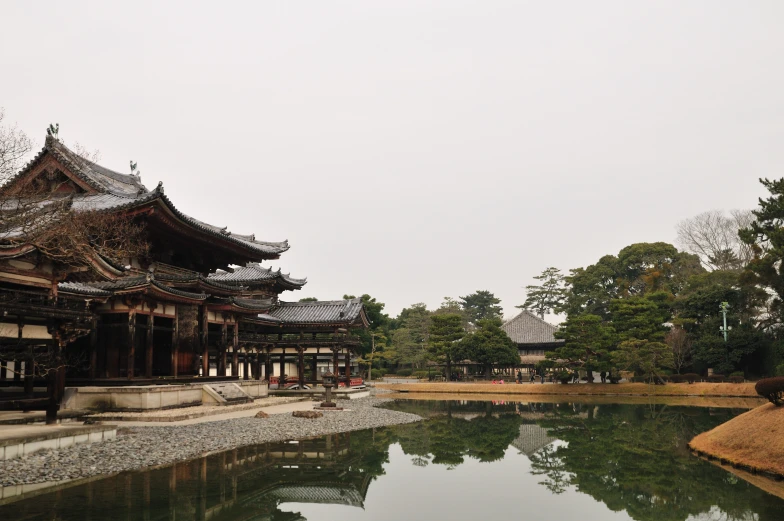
<box><xmin>107</xmin><ymin>280</ymin><xmax>208</xmax><ymax>304</ymax></box>
<box><xmin>0</xmin><ymin>244</ymin><xmax>37</xmax><ymax>258</ymax></box>
<box><xmin>197</xmin><ymin>278</ymin><xmax>245</xmax><ymax>296</ymax></box>
<box><xmin>147</xmin><ymin>191</ymin><xmax>289</xmax><ymax>260</ymax></box>
<box><xmin>275</xmin><ymin>279</ymin><xmax>307</xmax><ymax>291</ymax></box>
<box><xmin>148</xmin><ymin>281</ymin><xmax>207</xmax><ymax>303</ymax></box>
<box><xmin>212</xmin><ymin>303</ymin><xmax>271</xmax><ymax>314</ymax></box>
<box><xmin>241</xmin><ymin>315</ymin><xmax>283</xmax><ymax>326</ymax></box>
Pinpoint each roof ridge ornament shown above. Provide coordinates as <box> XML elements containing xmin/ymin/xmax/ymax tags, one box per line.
<box><xmin>46</xmin><ymin>123</ymin><xmax>60</xmax><ymax>141</ymax></box>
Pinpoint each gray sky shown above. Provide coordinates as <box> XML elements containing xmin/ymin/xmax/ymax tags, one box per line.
<box><xmin>2</xmin><ymin>1</ymin><xmax>782</xmax><ymax>320</ymax></box>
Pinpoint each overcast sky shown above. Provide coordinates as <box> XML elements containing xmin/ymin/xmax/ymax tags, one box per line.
<box><xmin>2</xmin><ymin>1</ymin><xmax>783</xmax><ymax>320</ymax></box>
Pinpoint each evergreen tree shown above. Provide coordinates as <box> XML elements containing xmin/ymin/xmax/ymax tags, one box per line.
<box><xmin>740</xmin><ymin>177</ymin><xmax>784</xmax><ymax>328</ymax></box>
<box><xmin>459</xmin><ymin>290</ymin><xmax>503</xmax><ymax>324</ymax></box>
<box><xmin>518</xmin><ymin>267</ymin><xmax>567</xmax><ymax>318</ymax></box>
<box><xmin>613</xmin><ymin>339</ymin><xmax>673</xmax><ymax>381</ymax></box>
<box><xmin>459</xmin><ymin>318</ymin><xmax>520</xmax><ymax>376</ymax></box>
<box><xmin>428</xmin><ymin>314</ymin><xmax>465</xmax><ymax>378</ymax></box>
<box><xmin>548</xmin><ymin>314</ymin><xmax>616</xmax><ymax>377</ymax></box>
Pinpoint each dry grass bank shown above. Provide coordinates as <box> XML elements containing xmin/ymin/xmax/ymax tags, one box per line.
<box><xmin>689</xmin><ymin>402</ymin><xmax>784</xmax><ymax>477</ymax></box>
<box><xmin>376</xmin><ymin>381</ymin><xmax>759</xmax><ymax>398</ymax></box>
<box><xmin>382</xmin><ymin>392</ymin><xmax>764</xmax><ymax>409</ymax></box>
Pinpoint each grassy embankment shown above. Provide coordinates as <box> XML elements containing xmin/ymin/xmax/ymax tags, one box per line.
<box><xmin>376</xmin><ymin>381</ymin><xmax>760</xmax><ymax>398</ymax></box>
<box><xmin>690</xmin><ymin>402</ymin><xmax>784</xmax><ymax>478</ymax></box>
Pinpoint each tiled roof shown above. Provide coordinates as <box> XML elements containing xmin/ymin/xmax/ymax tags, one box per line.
<box><xmin>208</xmin><ymin>263</ymin><xmax>306</xmax><ymax>288</ymax></box>
<box><xmin>57</xmin><ymin>276</ymin><xmax>207</xmax><ymax>301</ymax></box>
<box><xmin>268</xmin><ymin>298</ymin><xmax>366</xmax><ymax>325</ymax></box>
<box><xmin>502</xmin><ymin>310</ymin><xmax>565</xmax><ymax>345</ymax></box>
<box><xmin>4</xmin><ymin>137</ymin><xmax>290</xmax><ymax>258</ymax></box>
<box><xmin>267</xmin><ymin>485</ymin><xmax>365</xmax><ymax>507</ymax></box>
<box><xmin>58</xmin><ymin>282</ymin><xmax>113</xmax><ymax>297</ymax></box>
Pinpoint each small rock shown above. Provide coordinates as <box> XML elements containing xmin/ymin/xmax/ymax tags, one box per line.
<box><xmin>254</xmin><ymin>411</ymin><xmax>269</xmax><ymax>419</ymax></box>
<box><xmin>292</xmin><ymin>410</ymin><xmax>323</xmax><ymax>419</ymax></box>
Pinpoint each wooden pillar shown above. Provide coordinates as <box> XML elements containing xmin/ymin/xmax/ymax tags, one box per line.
<box><xmin>279</xmin><ymin>349</ymin><xmax>286</xmax><ymax>382</ymax></box>
<box><xmin>89</xmin><ymin>318</ymin><xmax>98</xmax><ymax>379</ymax></box>
<box><xmin>145</xmin><ymin>311</ymin><xmax>154</xmax><ymax>379</ymax></box>
<box><xmin>344</xmin><ymin>348</ymin><xmax>351</xmax><ymax>379</ymax></box>
<box><xmin>311</xmin><ymin>350</ymin><xmax>318</xmax><ymax>382</ymax></box>
<box><xmin>168</xmin><ymin>464</ymin><xmax>177</xmax><ymax>519</ymax></box>
<box><xmin>24</xmin><ymin>346</ymin><xmax>34</xmax><ymax>397</ymax></box>
<box><xmin>264</xmin><ymin>348</ymin><xmax>272</xmax><ymax>380</ymax></box>
<box><xmin>297</xmin><ymin>347</ymin><xmax>305</xmax><ymax>387</ymax></box>
<box><xmin>220</xmin><ymin>322</ymin><xmax>228</xmax><ymax>377</ymax></box>
<box><xmin>198</xmin><ymin>456</ymin><xmax>207</xmax><ymax>521</ymax></box>
<box><xmin>231</xmin><ymin>325</ymin><xmax>239</xmax><ymax>377</ymax></box>
<box><xmin>0</xmin><ymin>359</ymin><xmax>6</xmax><ymax>381</ymax></box>
<box><xmin>127</xmin><ymin>309</ymin><xmax>136</xmax><ymax>380</ymax></box>
<box><xmin>46</xmin><ymin>342</ymin><xmax>65</xmax><ymax>424</ymax></box>
<box><xmin>332</xmin><ymin>347</ymin><xmax>339</xmax><ymax>377</ymax></box>
<box><xmin>243</xmin><ymin>349</ymin><xmax>250</xmax><ymax>380</ymax></box>
<box><xmin>256</xmin><ymin>351</ymin><xmax>262</xmax><ymax>380</ymax></box>
<box><xmin>143</xmin><ymin>472</ymin><xmax>151</xmax><ymax>521</ymax></box>
<box><xmin>172</xmin><ymin>308</ymin><xmax>179</xmax><ymax>378</ymax></box>
<box><xmin>201</xmin><ymin>306</ymin><xmax>209</xmax><ymax>377</ymax></box>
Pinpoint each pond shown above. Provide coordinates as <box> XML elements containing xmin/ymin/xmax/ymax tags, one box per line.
<box><xmin>2</xmin><ymin>399</ymin><xmax>783</xmax><ymax>521</ymax></box>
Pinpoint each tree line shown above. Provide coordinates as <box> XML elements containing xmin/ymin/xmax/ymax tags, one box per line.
<box><xmin>519</xmin><ymin>180</ymin><xmax>784</xmax><ymax>380</ymax></box>
<box><xmin>298</xmin><ymin>291</ymin><xmax>519</xmax><ymax>378</ymax></box>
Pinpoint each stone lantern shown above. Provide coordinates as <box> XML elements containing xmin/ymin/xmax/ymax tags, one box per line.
<box><xmin>321</xmin><ymin>371</ymin><xmax>336</xmax><ymax>408</ymax></box>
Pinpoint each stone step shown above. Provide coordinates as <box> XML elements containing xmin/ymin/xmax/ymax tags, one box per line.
<box><xmin>206</xmin><ymin>383</ymin><xmax>252</xmax><ymax>404</ymax></box>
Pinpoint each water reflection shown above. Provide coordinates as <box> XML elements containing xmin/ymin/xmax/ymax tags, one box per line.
<box><xmin>2</xmin><ymin>400</ymin><xmax>783</xmax><ymax>521</ymax></box>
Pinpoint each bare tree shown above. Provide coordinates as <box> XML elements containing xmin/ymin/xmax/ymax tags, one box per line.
<box><xmin>0</xmin><ymin>116</ymin><xmax>148</xmax><ymax>272</ymax></box>
<box><xmin>665</xmin><ymin>327</ymin><xmax>692</xmax><ymax>374</ymax></box>
<box><xmin>70</xmin><ymin>142</ymin><xmax>101</xmax><ymax>163</ymax></box>
<box><xmin>676</xmin><ymin>210</ymin><xmax>755</xmax><ymax>271</ymax></box>
<box><xmin>0</xmin><ymin>108</ymin><xmax>34</xmax><ymax>183</ymax></box>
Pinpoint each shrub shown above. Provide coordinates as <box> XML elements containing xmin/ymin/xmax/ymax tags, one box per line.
<box><xmin>669</xmin><ymin>374</ymin><xmax>685</xmax><ymax>383</ymax></box>
<box><xmin>755</xmin><ymin>376</ymin><xmax>784</xmax><ymax>406</ymax></box>
<box><xmin>370</xmin><ymin>369</ymin><xmax>384</xmax><ymax>380</ymax></box>
<box><xmin>776</xmin><ymin>364</ymin><xmax>784</xmax><ymax>377</ymax></box>
<box><xmin>608</xmin><ymin>375</ymin><xmax>621</xmax><ymax>384</ymax></box>
<box><xmin>730</xmin><ymin>371</ymin><xmax>745</xmax><ymax>378</ymax></box>
<box><xmin>556</xmin><ymin>371</ymin><xmax>571</xmax><ymax>384</ymax></box>
<box><xmin>683</xmin><ymin>373</ymin><xmax>700</xmax><ymax>384</ymax></box>
<box><xmin>728</xmin><ymin>376</ymin><xmax>744</xmax><ymax>384</ymax></box>
<box><xmin>707</xmin><ymin>374</ymin><xmax>725</xmax><ymax>383</ymax></box>
<box><xmin>413</xmin><ymin>371</ymin><xmax>430</xmax><ymax>379</ymax></box>
<box><xmin>396</xmin><ymin>369</ymin><xmax>413</xmax><ymax>377</ymax></box>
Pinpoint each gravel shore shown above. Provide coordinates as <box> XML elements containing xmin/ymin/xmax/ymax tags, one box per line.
<box><xmin>0</xmin><ymin>396</ymin><xmax>420</xmax><ymax>487</ymax></box>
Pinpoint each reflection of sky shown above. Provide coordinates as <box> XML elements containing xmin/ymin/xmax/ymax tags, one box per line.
<box><xmin>289</xmin><ymin>443</ymin><xmax>633</xmax><ymax>521</ymax></box>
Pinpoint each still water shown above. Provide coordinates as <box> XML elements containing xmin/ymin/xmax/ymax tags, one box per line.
<box><xmin>3</xmin><ymin>400</ymin><xmax>783</xmax><ymax>521</ymax></box>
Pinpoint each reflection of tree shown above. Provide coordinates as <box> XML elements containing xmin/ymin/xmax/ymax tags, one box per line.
<box><xmin>392</xmin><ymin>405</ymin><xmax>523</xmax><ymax>468</ymax></box>
<box><xmin>534</xmin><ymin>404</ymin><xmax>783</xmax><ymax>521</ymax></box>
<box><xmin>528</xmin><ymin>443</ymin><xmax>572</xmax><ymax>494</ymax></box>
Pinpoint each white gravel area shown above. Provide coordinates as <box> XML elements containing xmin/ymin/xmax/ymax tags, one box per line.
<box><xmin>0</xmin><ymin>396</ymin><xmax>419</xmax><ymax>487</ymax></box>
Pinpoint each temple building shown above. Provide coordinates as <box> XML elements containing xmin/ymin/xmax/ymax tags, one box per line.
<box><xmin>0</xmin><ymin>134</ymin><xmax>367</xmax><ymax>416</ymax></box>
<box><xmin>501</xmin><ymin>310</ymin><xmax>564</xmax><ymax>372</ymax></box>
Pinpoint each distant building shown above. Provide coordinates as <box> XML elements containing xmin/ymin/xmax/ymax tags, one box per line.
<box><xmin>501</xmin><ymin>310</ymin><xmax>564</xmax><ymax>371</ymax></box>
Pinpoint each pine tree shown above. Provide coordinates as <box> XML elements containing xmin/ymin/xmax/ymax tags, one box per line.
<box><xmin>518</xmin><ymin>267</ymin><xmax>567</xmax><ymax>318</ymax></box>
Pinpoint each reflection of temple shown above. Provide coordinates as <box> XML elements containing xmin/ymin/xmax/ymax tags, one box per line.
<box><xmin>5</xmin><ymin>433</ymin><xmax>375</xmax><ymax>520</ymax></box>
<box><xmin>512</xmin><ymin>423</ymin><xmax>556</xmax><ymax>457</ymax></box>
